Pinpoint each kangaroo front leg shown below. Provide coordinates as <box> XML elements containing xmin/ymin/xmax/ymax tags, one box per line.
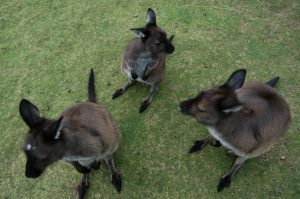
<box><xmin>139</xmin><ymin>83</ymin><xmax>158</xmax><ymax>113</ymax></box>
<box><xmin>217</xmin><ymin>156</ymin><xmax>247</xmax><ymax>192</ymax></box>
<box><xmin>112</xmin><ymin>79</ymin><xmax>136</xmax><ymax>99</ymax></box>
<box><xmin>71</xmin><ymin>161</ymin><xmax>91</xmax><ymax>174</ymax></box>
<box><xmin>189</xmin><ymin>135</ymin><xmax>212</xmax><ymax>153</ymax></box>
<box><xmin>78</xmin><ymin>174</ymin><xmax>90</xmax><ymax>199</ymax></box>
<box><xmin>105</xmin><ymin>157</ymin><xmax>122</xmax><ymax>193</ymax></box>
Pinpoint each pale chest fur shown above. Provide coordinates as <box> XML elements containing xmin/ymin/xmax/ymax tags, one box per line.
<box><xmin>62</xmin><ymin>152</ymin><xmax>110</xmax><ymax>167</ymax></box>
<box><xmin>207</xmin><ymin>126</ymin><xmax>246</xmax><ymax>157</ymax></box>
<box><xmin>123</xmin><ymin>52</ymin><xmax>158</xmax><ymax>83</ymax></box>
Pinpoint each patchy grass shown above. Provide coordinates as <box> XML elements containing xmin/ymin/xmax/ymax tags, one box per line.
<box><xmin>0</xmin><ymin>0</ymin><xmax>299</xmax><ymax>198</ymax></box>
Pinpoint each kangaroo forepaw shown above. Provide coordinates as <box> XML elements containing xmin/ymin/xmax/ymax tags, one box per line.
<box><xmin>188</xmin><ymin>140</ymin><xmax>206</xmax><ymax>153</ymax></box>
<box><xmin>90</xmin><ymin>160</ymin><xmax>101</xmax><ymax>170</ymax></box>
<box><xmin>142</xmin><ymin>74</ymin><xmax>150</xmax><ymax>81</ymax></box>
<box><xmin>131</xmin><ymin>72</ymin><xmax>138</xmax><ymax>80</ymax></box>
<box><xmin>217</xmin><ymin>175</ymin><xmax>231</xmax><ymax>192</ymax></box>
<box><xmin>210</xmin><ymin>140</ymin><xmax>222</xmax><ymax>147</ymax></box>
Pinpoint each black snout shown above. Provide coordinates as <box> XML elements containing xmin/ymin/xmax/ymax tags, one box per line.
<box><xmin>25</xmin><ymin>162</ymin><xmax>44</xmax><ymax>178</ymax></box>
<box><xmin>165</xmin><ymin>42</ymin><xmax>175</xmax><ymax>54</ymax></box>
<box><xmin>25</xmin><ymin>168</ymin><xmax>43</xmax><ymax>178</ymax></box>
<box><xmin>179</xmin><ymin>99</ymin><xmax>193</xmax><ymax>115</ymax></box>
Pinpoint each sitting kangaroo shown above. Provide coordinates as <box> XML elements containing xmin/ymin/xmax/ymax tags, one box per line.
<box><xmin>112</xmin><ymin>8</ymin><xmax>175</xmax><ymax>113</ymax></box>
<box><xmin>19</xmin><ymin>69</ymin><xmax>122</xmax><ymax>199</ymax></box>
<box><xmin>180</xmin><ymin>69</ymin><xmax>291</xmax><ymax>192</ymax></box>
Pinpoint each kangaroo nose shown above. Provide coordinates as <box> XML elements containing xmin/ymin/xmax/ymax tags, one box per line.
<box><xmin>179</xmin><ymin>101</ymin><xmax>186</xmax><ymax>112</ymax></box>
<box><xmin>166</xmin><ymin>44</ymin><xmax>175</xmax><ymax>54</ymax></box>
<box><xmin>25</xmin><ymin>170</ymin><xmax>41</xmax><ymax>178</ymax></box>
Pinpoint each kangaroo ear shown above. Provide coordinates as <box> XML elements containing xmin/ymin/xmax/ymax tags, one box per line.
<box><xmin>168</xmin><ymin>35</ymin><xmax>174</xmax><ymax>43</ymax></box>
<box><xmin>225</xmin><ymin>69</ymin><xmax>246</xmax><ymax>90</ymax></box>
<box><xmin>44</xmin><ymin>116</ymin><xmax>63</xmax><ymax>140</ymax></box>
<box><xmin>131</xmin><ymin>28</ymin><xmax>148</xmax><ymax>37</ymax></box>
<box><xmin>19</xmin><ymin>99</ymin><xmax>44</xmax><ymax>128</ymax></box>
<box><xmin>219</xmin><ymin>97</ymin><xmax>243</xmax><ymax>113</ymax></box>
<box><xmin>146</xmin><ymin>8</ymin><xmax>156</xmax><ymax>27</ymax></box>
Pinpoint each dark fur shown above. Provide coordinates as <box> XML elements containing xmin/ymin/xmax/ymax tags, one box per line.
<box><xmin>20</xmin><ymin>69</ymin><xmax>122</xmax><ymax>198</ymax></box>
<box><xmin>112</xmin><ymin>8</ymin><xmax>175</xmax><ymax>113</ymax></box>
<box><xmin>88</xmin><ymin>69</ymin><xmax>96</xmax><ymax>103</ymax></box>
<box><xmin>266</xmin><ymin>76</ymin><xmax>279</xmax><ymax>87</ymax></box>
<box><xmin>180</xmin><ymin>69</ymin><xmax>291</xmax><ymax>192</ymax></box>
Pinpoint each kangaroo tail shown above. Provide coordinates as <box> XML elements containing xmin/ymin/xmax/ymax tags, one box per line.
<box><xmin>88</xmin><ymin>69</ymin><xmax>97</xmax><ymax>103</ymax></box>
<box><xmin>266</xmin><ymin>76</ymin><xmax>280</xmax><ymax>87</ymax></box>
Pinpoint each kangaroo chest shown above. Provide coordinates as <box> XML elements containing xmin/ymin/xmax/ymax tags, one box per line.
<box><xmin>125</xmin><ymin>52</ymin><xmax>158</xmax><ymax>79</ymax></box>
<box><xmin>207</xmin><ymin>127</ymin><xmax>246</xmax><ymax>156</ymax></box>
<box><xmin>62</xmin><ymin>152</ymin><xmax>109</xmax><ymax>167</ymax></box>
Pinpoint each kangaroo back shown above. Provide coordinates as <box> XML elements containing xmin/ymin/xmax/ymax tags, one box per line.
<box><xmin>180</xmin><ymin>69</ymin><xmax>291</xmax><ymax>157</ymax></box>
<box><xmin>179</xmin><ymin>69</ymin><xmax>291</xmax><ymax>192</ymax></box>
<box><xmin>223</xmin><ymin>81</ymin><xmax>290</xmax><ymax>156</ymax></box>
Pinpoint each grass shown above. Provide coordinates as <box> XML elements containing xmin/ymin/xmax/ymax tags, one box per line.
<box><xmin>0</xmin><ymin>0</ymin><xmax>299</xmax><ymax>198</ymax></box>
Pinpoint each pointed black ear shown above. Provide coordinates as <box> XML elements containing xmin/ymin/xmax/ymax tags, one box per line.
<box><xmin>146</xmin><ymin>8</ymin><xmax>156</xmax><ymax>27</ymax></box>
<box><xmin>44</xmin><ymin>116</ymin><xmax>63</xmax><ymax>140</ymax></box>
<box><xmin>219</xmin><ymin>97</ymin><xmax>243</xmax><ymax>113</ymax></box>
<box><xmin>225</xmin><ymin>69</ymin><xmax>246</xmax><ymax>90</ymax></box>
<box><xmin>19</xmin><ymin>99</ymin><xmax>44</xmax><ymax>128</ymax></box>
<box><xmin>131</xmin><ymin>28</ymin><xmax>148</xmax><ymax>37</ymax></box>
<box><xmin>168</xmin><ymin>35</ymin><xmax>174</xmax><ymax>43</ymax></box>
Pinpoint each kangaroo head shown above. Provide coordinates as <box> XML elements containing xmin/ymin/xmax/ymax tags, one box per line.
<box><xmin>131</xmin><ymin>8</ymin><xmax>175</xmax><ymax>54</ymax></box>
<box><xmin>19</xmin><ymin>99</ymin><xmax>64</xmax><ymax>178</ymax></box>
<box><xmin>180</xmin><ymin>69</ymin><xmax>246</xmax><ymax>125</ymax></box>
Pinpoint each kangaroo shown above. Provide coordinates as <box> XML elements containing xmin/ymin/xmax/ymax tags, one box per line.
<box><xmin>179</xmin><ymin>69</ymin><xmax>291</xmax><ymax>192</ymax></box>
<box><xmin>19</xmin><ymin>69</ymin><xmax>122</xmax><ymax>199</ymax></box>
<box><xmin>112</xmin><ymin>8</ymin><xmax>175</xmax><ymax>113</ymax></box>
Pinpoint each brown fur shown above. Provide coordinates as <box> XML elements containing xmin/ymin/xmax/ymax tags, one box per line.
<box><xmin>20</xmin><ymin>69</ymin><xmax>122</xmax><ymax>198</ymax></box>
<box><xmin>180</xmin><ymin>69</ymin><xmax>291</xmax><ymax>191</ymax></box>
<box><xmin>203</xmin><ymin>81</ymin><xmax>290</xmax><ymax>157</ymax></box>
<box><xmin>61</xmin><ymin>102</ymin><xmax>120</xmax><ymax>158</ymax></box>
<box><xmin>113</xmin><ymin>8</ymin><xmax>174</xmax><ymax>113</ymax></box>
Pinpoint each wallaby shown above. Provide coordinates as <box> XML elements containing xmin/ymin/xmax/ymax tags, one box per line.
<box><xmin>112</xmin><ymin>8</ymin><xmax>175</xmax><ymax>113</ymax></box>
<box><xmin>179</xmin><ymin>69</ymin><xmax>290</xmax><ymax>192</ymax></box>
<box><xmin>19</xmin><ymin>69</ymin><xmax>122</xmax><ymax>199</ymax></box>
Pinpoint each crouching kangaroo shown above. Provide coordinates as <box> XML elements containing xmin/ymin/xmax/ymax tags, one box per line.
<box><xmin>19</xmin><ymin>69</ymin><xmax>122</xmax><ymax>199</ymax></box>
<box><xmin>179</xmin><ymin>69</ymin><xmax>290</xmax><ymax>192</ymax></box>
<box><xmin>112</xmin><ymin>8</ymin><xmax>175</xmax><ymax>113</ymax></box>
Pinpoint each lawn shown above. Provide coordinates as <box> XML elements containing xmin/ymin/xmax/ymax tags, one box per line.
<box><xmin>0</xmin><ymin>0</ymin><xmax>299</xmax><ymax>198</ymax></box>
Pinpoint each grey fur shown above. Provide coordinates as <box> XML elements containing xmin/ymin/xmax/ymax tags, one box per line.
<box><xmin>113</xmin><ymin>8</ymin><xmax>175</xmax><ymax>113</ymax></box>
<box><xmin>180</xmin><ymin>69</ymin><xmax>291</xmax><ymax>192</ymax></box>
<box><xmin>20</xmin><ymin>69</ymin><xmax>122</xmax><ymax>198</ymax></box>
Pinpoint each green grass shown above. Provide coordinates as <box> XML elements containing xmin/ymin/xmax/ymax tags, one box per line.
<box><xmin>1</xmin><ymin>0</ymin><xmax>299</xmax><ymax>198</ymax></box>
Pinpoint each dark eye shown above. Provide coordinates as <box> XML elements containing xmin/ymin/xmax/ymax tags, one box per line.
<box><xmin>154</xmin><ymin>41</ymin><xmax>160</xmax><ymax>45</ymax></box>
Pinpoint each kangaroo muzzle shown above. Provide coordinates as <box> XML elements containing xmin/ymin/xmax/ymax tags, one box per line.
<box><xmin>165</xmin><ymin>42</ymin><xmax>175</xmax><ymax>54</ymax></box>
